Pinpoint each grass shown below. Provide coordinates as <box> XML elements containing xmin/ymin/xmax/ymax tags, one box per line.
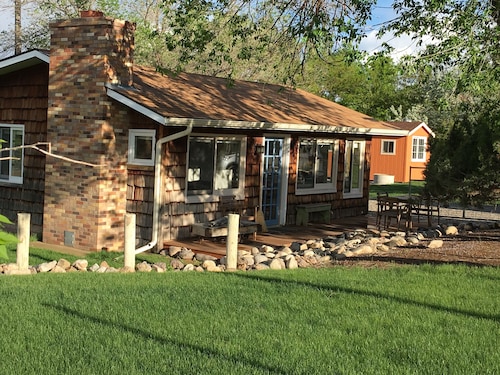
<box><xmin>0</xmin><ymin>265</ymin><xmax>499</xmax><ymax>374</ymax></box>
<box><xmin>369</xmin><ymin>181</ymin><xmax>425</xmax><ymax>199</ymax></box>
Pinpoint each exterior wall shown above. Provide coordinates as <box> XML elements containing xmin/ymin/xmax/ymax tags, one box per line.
<box><xmin>43</xmin><ymin>15</ymin><xmax>134</xmax><ymax>251</ymax></box>
<box><xmin>404</xmin><ymin>127</ymin><xmax>430</xmax><ymax>182</ymax></box>
<box><xmin>370</xmin><ymin>136</ymin><xmax>406</xmax><ymax>182</ymax></box>
<box><xmin>159</xmin><ymin>132</ymin><xmax>261</xmax><ymax>244</ymax></box>
<box><xmin>285</xmin><ymin>136</ymin><xmax>369</xmax><ymax>224</ymax></box>
<box><xmin>0</xmin><ymin>63</ymin><xmax>48</xmax><ymax>236</ymax></box>
<box><xmin>371</xmin><ymin>128</ymin><xmax>432</xmax><ymax>183</ymax></box>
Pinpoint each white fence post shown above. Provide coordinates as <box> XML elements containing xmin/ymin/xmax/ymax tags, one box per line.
<box><xmin>16</xmin><ymin>213</ymin><xmax>30</xmax><ymax>270</ymax></box>
<box><xmin>226</xmin><ymin>214</ymin><xmax>239</xmax><ymax>271</ymax></box>
<box><xmin>124</xmin><ymin>213</ymin><xmax>136</xmax><ymax>271</ymax></box>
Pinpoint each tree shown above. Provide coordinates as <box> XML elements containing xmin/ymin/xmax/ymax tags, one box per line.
<box><xmin>158</xmin><ymin>0</ymin><xmax>377</xmax><ymax>83</ymax></box>
<box><xmin>382</xmin><ymin>0</ymin><xmax>500</xmax><ymax>206</ymax></box>
<box><xmin>297</xmin><ymin>49</ymin><xmax>427</xmax><ymax>121</ymax></box>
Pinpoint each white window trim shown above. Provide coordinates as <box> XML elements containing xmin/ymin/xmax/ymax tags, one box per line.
<box><xmin>185</xmin><ymin>134</ymin><xmax>247</xmax><ymax>203</ymax></box>
<box><xmin>0</xmin><ymin>123</ymin><xmax>24</xmax><ymax>185</ymax></box>
<box><xmin>343</xmin><ymin>139</ymin><xmax>365</xmax><ymax>199</ymax></box>
<box><xmin>296</xmin><ymin>138</ymin><xmax>338</xmax><ymax>195</ymax></box>
<box><xmin>128</xmin><ymin>129</ymin><xmax>156</xmax><ymax>166</ymax></box>
<box><xmin>381</xmin><ymin>139</ymin><xmax>396</xmax><ymax>155</ymax></box>
<box><xmin>411</xmin><ymin>136</ymin><xmax>427</xmax><ymax>162</ymax></box>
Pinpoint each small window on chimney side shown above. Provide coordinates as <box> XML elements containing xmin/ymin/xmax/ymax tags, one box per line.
<box><xmin>128</xmin><ymin>129</ymin><xmax>155</xmax><ymax>166</ymax></box>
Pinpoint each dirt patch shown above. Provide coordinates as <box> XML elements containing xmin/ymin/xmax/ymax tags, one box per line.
<box><xmin>346</xmin><ymin>229</ymin><xmax>500</xmax><ymax>267</ymax></box>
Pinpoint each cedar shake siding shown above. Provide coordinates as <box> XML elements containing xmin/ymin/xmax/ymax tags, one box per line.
<box><xmin>0</xmin><ymin>62</ymin><xmax>48</xmax><ymax>236</ymax></box>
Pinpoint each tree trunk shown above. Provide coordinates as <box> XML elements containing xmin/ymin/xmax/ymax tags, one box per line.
<box><xmin>15</xmin><ymin>0</ymin><xmax>21</xmax><ymax>55</ymax></box>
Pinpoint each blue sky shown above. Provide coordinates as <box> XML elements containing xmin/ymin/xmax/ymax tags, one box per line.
<box><xmin>360</xmin><ymin>0</ymin><xmax>428</xmax><ymax>60</ymax></box>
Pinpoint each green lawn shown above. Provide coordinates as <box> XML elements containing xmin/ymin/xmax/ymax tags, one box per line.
<box><xmin>1</xmin><ymin>264</ymin><xmax>499</xmax><ymax>374</ymax></box>
<box><xmin>369</xmin><ymin>181</ymin><xmax>425</xmax><ymax>199</ymax></box>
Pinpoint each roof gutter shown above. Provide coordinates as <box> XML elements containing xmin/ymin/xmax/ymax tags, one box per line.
<box><xmin>164</xmin><ymin>117</ymin><xmax>408</xmax><ymax>136</ymax></box>
<box><xmin>135</xmin><ymin>122</ymin><xmax>193</xmax><ymax>254</ymax></box>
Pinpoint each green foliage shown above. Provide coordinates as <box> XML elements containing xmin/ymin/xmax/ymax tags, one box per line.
<box><xmin>158</xmin><ymin>0</ymin><xmax>377</xmax><ymax>83</ymax></box>
<box><xmin>0</xmin><ymin>214</ymin><xmax>17</xmax><ymax>260</ymax></box>
<box><xmin>425</xmin><ymin>74</ymin><xmax>500</xmax><ymax>207</ymax></box>
<box><xmin>298</xmin><ymin>50</ymin><xmax>425</xmax><ymax>120</ymax></box>
<box><xmin>381</xmin><ymin>0</ymin><xmax>500</xmax><ymax>206</ymax></box>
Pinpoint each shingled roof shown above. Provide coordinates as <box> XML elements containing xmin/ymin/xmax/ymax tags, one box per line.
<box><xmin>107</xmin><ymin>65</ymin><xmax>406</xmax><ymax>135</ymax></box>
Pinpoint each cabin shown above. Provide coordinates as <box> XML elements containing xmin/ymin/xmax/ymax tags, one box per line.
<box><xmin>0</xmin><ymin>13</ymin><xmax>404</xmax><ymax>252</ymax></box>
<box><xmin>370</xmin><ymin>121</ymin><xmax>435</xmax><ymax>184</ymax></box>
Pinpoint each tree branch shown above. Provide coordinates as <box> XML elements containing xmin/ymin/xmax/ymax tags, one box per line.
<box><xmin>0</xmin><ymin>142</ymin><xmax>105</xmax><ymax>167</ymax></box>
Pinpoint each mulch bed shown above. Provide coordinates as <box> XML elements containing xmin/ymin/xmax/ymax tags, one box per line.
<box><xmin>344</xmin><ymin>229</ymin><xmax>500</xmax><ymax>268</ymax></box>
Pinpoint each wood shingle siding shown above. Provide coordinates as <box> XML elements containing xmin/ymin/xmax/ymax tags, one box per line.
<box><xmin>0</xmin><ymin>63</ymin><xmax>48</xmax><ymax>236</ymax></box>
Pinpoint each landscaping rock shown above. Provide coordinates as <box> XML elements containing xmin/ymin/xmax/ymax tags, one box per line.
<box><xmin>72</xmin><ymin>259</ymin><xmax>88</xmax><ymax>271</ymax></box>
<box><xmin>38</xmin><ymin>260</ymin><xmax>57</xmax><ymax>273</ymax></box>
<box><xmin>179</xmin><ymin>248</ymin><xmax>195</xmax><ymax>260</ymax></box>
<box><xmin>428</xmin><ymin>239</ymin><xmax>444</xmax><ymax>249</ymax></box>
<box><xmin>445</xmin><ymin>226</ymin><xmax>459</xmax><ymax>235</ymax></box>
<box><xmin>136</xmin><ymin>261</ymin><xmax>152</xmax><ymax>272</ymax></box>
<box><xmin>57</xmin><ymin>258</ymin><xmax>71</xmax><ymax>270</ymax></box>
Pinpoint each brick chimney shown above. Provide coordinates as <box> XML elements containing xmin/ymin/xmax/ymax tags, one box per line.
<box><xmin>43</xmin><ymin>13</ymin><xmax>135</xmax><ymax>251</ymax></box>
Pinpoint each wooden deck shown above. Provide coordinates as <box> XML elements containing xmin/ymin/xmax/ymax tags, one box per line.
<box><xmin>164</xmin><ymin>215</ymin><xmax>374</xmax><ymax>259</ymax></box>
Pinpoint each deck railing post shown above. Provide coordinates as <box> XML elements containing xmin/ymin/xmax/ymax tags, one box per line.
<box><xmin>16</xmin><ymin>213</ymin><xmax>30</xmax><ymax>270</ymax></box>
<box><xmin>124</xmin><ymin>214</ymin><xmax>136</xmax><ymax>271</ymax></box>
<box><xmin>226</xmin><ymin>214</ymin><xmax>239</xmax><ymax>271</ymax></box>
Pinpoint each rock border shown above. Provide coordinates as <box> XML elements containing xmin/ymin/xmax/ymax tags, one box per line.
<box><xmin>1</xmin><ymin>220</ymin><xmax>498</xmax><ymax>275</ymax></box>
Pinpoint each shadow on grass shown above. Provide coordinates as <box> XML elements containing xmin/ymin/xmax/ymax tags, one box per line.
<box><xmin>42</xmin><ymin>303</ymin><xmax>288</xmax><ymax>374</ymax></box>
<box><xmin>225</xmin><ymin>273</ymin><xmax>500</xmax><ymax>324</ymax></box>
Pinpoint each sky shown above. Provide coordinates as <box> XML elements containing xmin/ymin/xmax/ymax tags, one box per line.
<box><xmin>359</xmin><ymin>0</ymin><xmax>426</xmax><ymax>61</ymax></box>
<box><xmin>0</xmin><ymin>1</ymin><xmax>423</xmax><ymax>61</ymax></box>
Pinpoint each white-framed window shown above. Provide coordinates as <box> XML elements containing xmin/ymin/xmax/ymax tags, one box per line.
<box><xmin>0</xmin><ymin>124</ymin><xmax>24</xmax><ymax>184</ymax></box>
<box><xmin>296</xmin><ymin>138</ymin><xmax>338</xmax><ymax>195</ymax></box>
<box><xmin>381</xmin><ymin>139</ymin><xmax>396</xmax><ymax>155</ymax></box>
<box><xmin>343</xmin><ymin>139</ymin><xmax>365</xmax><ymax>198</ymax></box>
<box><xmin>186</xmin><ymin>135</ymin><xmax>246</xmax><ymax>199</ymax></box>
<box><xmin>412</xmin><ymin>136</ymin><xmax>426</xmax><ymax>161</ymax></box>
<box><xmin>128</xmin><ymin>129</ymin><xmax>155</xmax><ymax>166</ymax></box>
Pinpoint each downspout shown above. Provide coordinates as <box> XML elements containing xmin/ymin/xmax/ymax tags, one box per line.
<box><xmin>135</xmin><ymin>122</ymin><xmax>193</xmax><ymax>254</ymax></box>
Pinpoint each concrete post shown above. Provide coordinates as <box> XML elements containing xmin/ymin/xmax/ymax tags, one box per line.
<box><xmin>124</xmin><ymin>213</ymin><xmax>136</xmax><ymax>271</ymax></box>
<box><xmin>16</xmin><ymin>213</ymin><xmax>30</xmax><ymax>270</ymax></box>
<box><xmin>226</xmin><ymin>214</ymin><xmax>239</xmax><ymax>271</ymax></box>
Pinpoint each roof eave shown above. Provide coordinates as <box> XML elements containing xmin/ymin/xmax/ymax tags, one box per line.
<box><xmin>107</xmin><ymin>86</ymin><xmax>407</xmax><ymax>136</ymax></box>
<box><xmin>0</xmin><ymin>50</ymin><xmax>49</xmax><ymax>75</ymax></box>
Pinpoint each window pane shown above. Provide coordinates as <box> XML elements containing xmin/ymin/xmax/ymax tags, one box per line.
<box><xmin>134</xmin><ymin>135</ymin><xmax>153</xmax><ymax>160</ymax></box>
<box><xmin>214</xmin><ymin>140</ymin><xmax>240</xmax><ymax>190</ymax></box>
<box><xmin>187</xmin><ymin>138</ymin><xmax>214</xmax><ymax>195</ymax></box>
<box><xmin>344</xmin><ymin>141</ymin><xmax>352</xmax><ymax>192</ymax></box>
<box><xmin>316</xmin><ymin>143</ymin><xmax>333</xmax><ymax>184</ymax></box>
<box><xmin>297</xmin><ymin>140</ymin><xmax>315</xmax><ymax>189</ymax></box>
<box><xmin>412</xmin><ymin>138</ymin><xmax>426</xmax><ymax>161</ymax></box>
<box><xmin>382</xmin><ymin>140</ymin><xmax>394</xmax><ymax>154</ymax></box>
<box><xmin>351</xmin><ymin>142</ymin><xmax>361</xmax><ymax>189</ymax></box>
<box><xmin>0</xmin><ymin>128</ymin><xmax>10</xmax><ymax>179</ymax></box>
<box><xmin>11</xmin><ymin>129</ymin><xmax>23</xmax><ymax>177</ymax></box>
